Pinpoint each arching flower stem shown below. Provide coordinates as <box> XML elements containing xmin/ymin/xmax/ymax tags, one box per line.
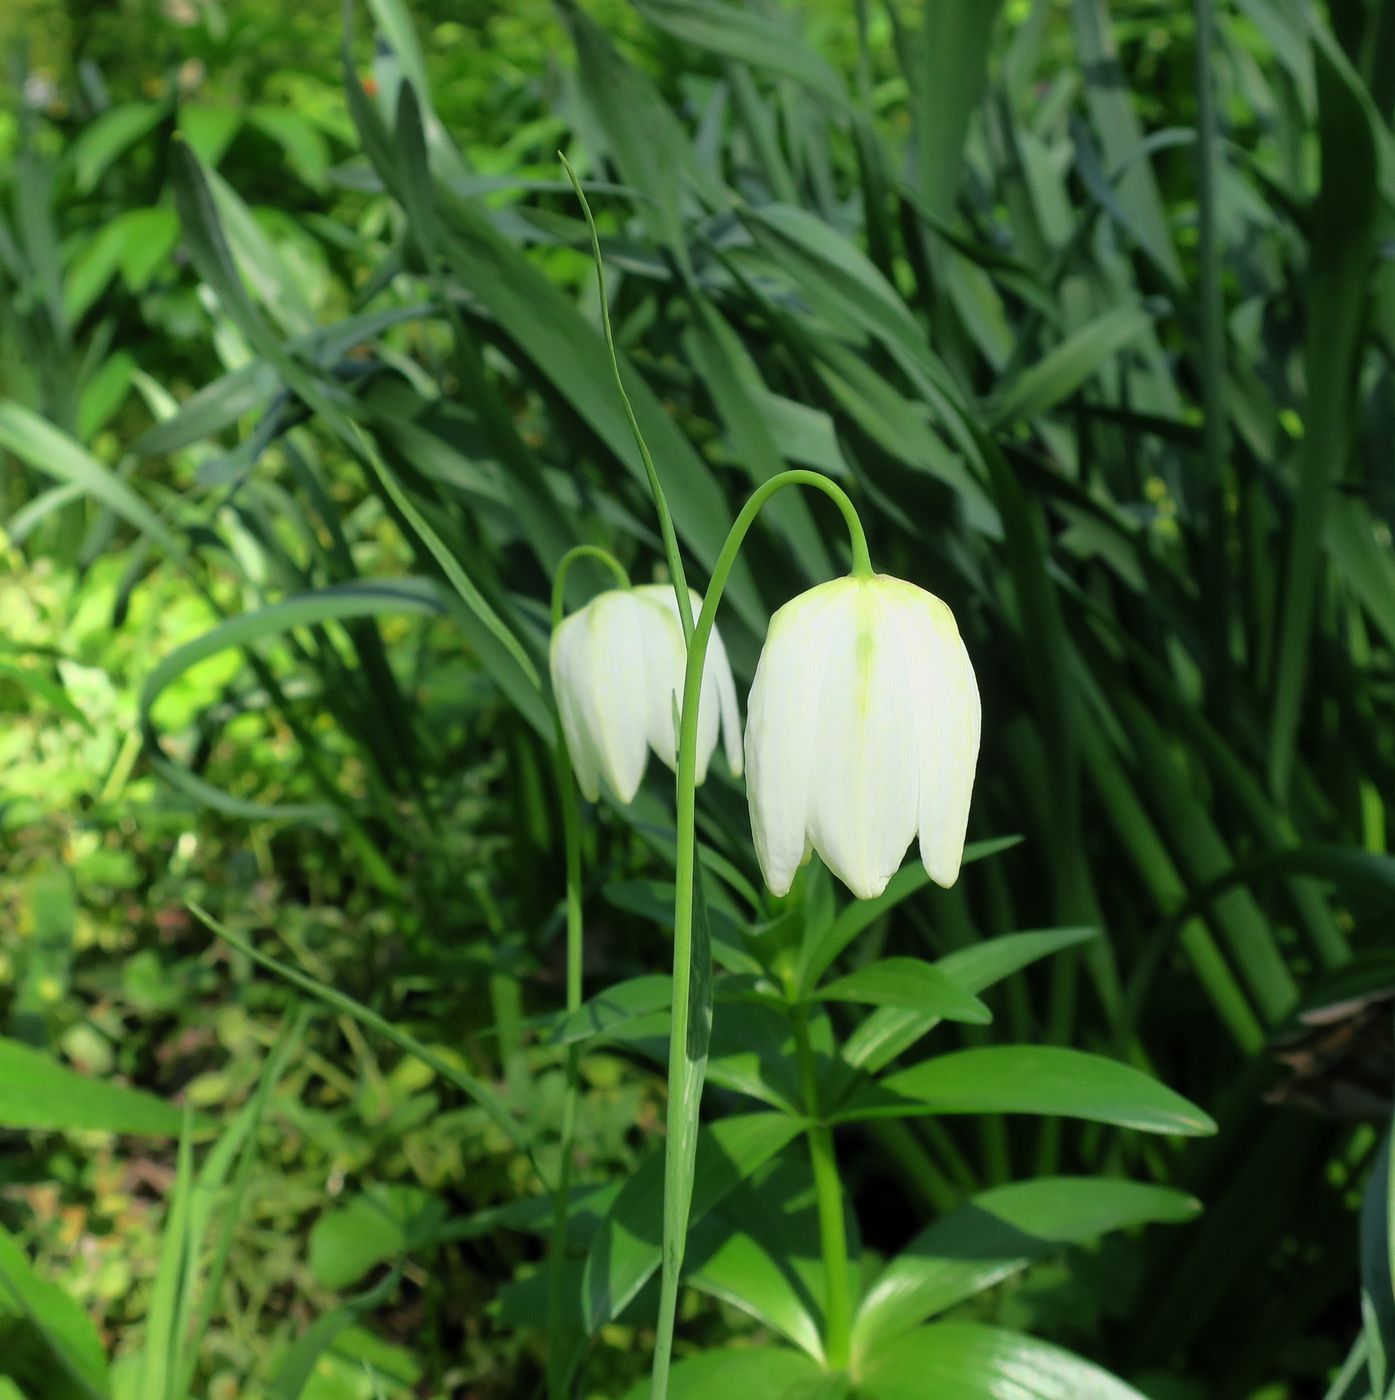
<box><xmin>653</xmin><ymin>469</ymin><xmax>871</xmax><ymax>1395</ymax></box>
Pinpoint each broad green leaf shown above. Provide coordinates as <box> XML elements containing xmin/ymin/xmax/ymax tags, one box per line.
<box><xmin>0</xmin><ymin>1035</ymin><xmax>187</xmax><ymax>1136</ymax></box>
<box><xmin>686</xmin><ymin>1222</ymin><xmax>823</xmax><ymax>1361</ymax></box>
<box><xmin>581</xmin><ymin>1112</ymin><xmax>802</xmax><ymax>1331</ymax></box>
<box><xmin>618</xmin><ymin>1346</ymin><xmax>819</xmax><ymax>1400</ymax></box>
<box><xmin>67</xmin><ymin>100</ymin><xmax>166</xmax><ymax>192</ymax></box>
<box><xmin>685</xmin><ymin>1161</ymin><xmax>827</xmax><ymax>1361</ymax></box>
<box><xmin>544</xmin><ymin>975</ymin><xmax>675</xmax><ymax>1045</ymax></box>
<box><xmin>432</xmin><ymin>197</ymin><xmax>763</xmax><ymax>632</ymax></box>
<box><xmin>853</xmin><ymin>1177</ymin><xmax>1200</xmax><ymax>1358</ymax></box>
<box><xmin>836</xmin><ymin>1046</ymin><xmax>1216</xmax><ymax>1136</ymax></box>
<box><xmin>841</xmin><ymin>927</ymin><xmax>1097</xmax><ymax>1074</ymax></box>
<box><xmin>816</xmin><ymin>958</ymin><xmax>991</xmax><ymax>1025</ymax></box>
<box><xmin>858</xmin><ymin>1321</ymin><xmax>1149</xmax><ymax>1400</ymax></box>
<box><xmin>561</xmin><ymin>3</ymin><xmax>691</xmax><ymax>260</ymax></box>
<box><xmin>0</xmin><ymin>1227</ymin><xmax>109</xmax><ymax>1400</ymax></box>
<box><xmin>310</xmin><ymin>1186</ymin><xmax>447</xmax><ymax>1290</ymax></box>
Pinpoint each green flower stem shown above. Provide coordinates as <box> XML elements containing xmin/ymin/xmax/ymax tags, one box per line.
<box><xmin>560</xmin><ymin>154</ymin><xmax>694</xmax><ymax>640</ymax></box>
<box><xmin>550</xmin><ymin>544</ymin><xmax>632</xmax><ymax>623</ymax></box>
<box><xmin>547</xmin><ymin>543</ymin><xmax>630</xmax><ymax>1399</ymax></box>
<box><xmin>791</xmin><ymin>1004</ymin><xmax>852</xmax><ymax>1371</ymax></box>
<box><xmin>653</xmin><ymin>468</ymin><xmax>872</xmax><ymax>1399</ymax></box>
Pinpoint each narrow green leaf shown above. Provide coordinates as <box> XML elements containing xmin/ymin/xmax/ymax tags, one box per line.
<box><xmin>816</xmin><ymin>958</ymin><xmax>991</xmax><ymax>1025</ymax></box>
<box><xmin>853</xmin><ymin>1177</ymin><xmax>1199</xmax><ymax>1358</ymax></box>
<box><xmin>858</xmin><ymin>1321</ymin><xmax>1149</xmax><ymax>1400</ymax></box>
<box><xmin>190</xmin><ymin>904</ymin><xmax>548</xmax><ymax>1190</ymax></box>
<box><xmin>0</xmin><ymin>1228</ymin><xmax>109</xmax><ymax>1400</ymax></box>
<box><xmin>988</xmin><ymin>306</ymin><xmax>1152</xmax><ymax>429</ymax></box>
<box><xmin>841</xmin><ymin>927</ymin><xmax>1101</xmax><ymax>1074</ymax></box>
<box><xmin>0</xmin><ymin>1036</ymin><xmax>189</xmax><ymax>1137</ymax></box>
<box><xmin>838</xmin><ymin>1046</ymin><xmax>1217</xmax><ymax>1136</ymax></box>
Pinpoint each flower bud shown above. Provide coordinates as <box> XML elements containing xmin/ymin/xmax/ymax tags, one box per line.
<box><xmin>550</xmin><ymin>585</ymin><xmax>742</xmax><ymax>803</ymax></box>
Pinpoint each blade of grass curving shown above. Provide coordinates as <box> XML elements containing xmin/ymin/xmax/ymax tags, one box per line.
<box><xmin>189</xmin><ymin>904</ymin><xmax>548</xmax><ymax>1190</ymax></box>
<box><xmin>0</xmin><ymin>402</ymin><xmax>192</xmax><ymax>570</ymax></box>
<box><xmin>560</xmin><ymin>155</ymin><xmax>693</xmax><ymax>635</ymax></box>
<box><xmin>140</xmin><ymin>1110</ymin><xmax>195</xmax><ymax>1400</ymax></box>
<box><xmin>139</xmin><ymin>579</ymin><xmax>445</xmax><ymax>822</ymax></box>
<box><xmin>0</xmin><ymin>1230</ymin><xmax>107</xmax><ymax>1400</ymax></box>
<box><xmin>178</xmin><ymin>1010</ymin><xmax>306</xmax><ymax>1396</ymax></box>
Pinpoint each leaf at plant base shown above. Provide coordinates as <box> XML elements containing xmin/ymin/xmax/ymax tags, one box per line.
<box><xmin>841</xmin><ymin>927</ymin><xmax>1101</xmax><ymax>1073</ymax></box>
<box><xmin>618</xmin><ymin>1346</ymin><xmax>820</xmax><ymax>1400</ymax></box>
<box><xmin>852</xmin><ymin>1176</ymin><xmax>1200</xmax><ymax>1359</ymax></box>
<box><xmin>816</xmin><ymin>957</ymin><xmax>991</xmax><ymax>1024</ymax></box>
<box><xmin>685</xmin><ymin>1160</ymin><xmax>829</xmax><ymax>1361</ymax></box>
<box><xmin>0</xmin><ymin>1035</ymin><xmax>189</xmax><ymax>1136</ymax></box>
<box><xmin>0</xmin><ymin>1227</ymin><xmax>110</xmax><ymax>1398</ymax></box>
<box><xmin>856</xmin><ymin>1321</ymin><xmax>1148</xmax><ymax>1399</ymax></box>
<box><xmin>581</xmin><ymin>1112</ymin><xmax>801</xmax><ymax>1331</ymax></box>
<box><xmin>834</xmin><ymin>1046</ymin><xmax>1216</xmax><ymax>1136</ymax></box>
<box><xmin>309</xmin><ymin>1185</ymin><xmax>448</xmax><ymax>1290</ymax></box>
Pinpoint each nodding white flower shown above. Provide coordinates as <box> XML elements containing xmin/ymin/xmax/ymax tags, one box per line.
<box><xmin>550</xmin><ymin>585</ymin><xmax>742</xmax><ymax>804</ymax></box>
<box><xmin>744</xmin><ymin>574</ymin><xmax>980</xmax><ymax>900</ymax></box>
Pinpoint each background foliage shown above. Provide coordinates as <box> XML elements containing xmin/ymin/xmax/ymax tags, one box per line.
<box><xmin>1</xmin><ymin>0</ymin><xmax>1393</xmax><ymax>1396</ymax></box>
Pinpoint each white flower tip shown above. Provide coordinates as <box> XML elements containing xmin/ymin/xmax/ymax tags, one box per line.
<box><xmin>922</xmin><ymin>847</ymin><xmax>963</xmax><ymax>889</ymax></box>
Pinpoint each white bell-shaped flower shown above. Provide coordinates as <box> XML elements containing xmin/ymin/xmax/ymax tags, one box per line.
<box><xmin>744</xmin><ymin>574</ymin><xmax>980</xmax><ymax>900</ymax></box>
<box><xmin>550</xmin><ymin>584</ymin><xmax>743</xmax><ymax>804</ymax></box>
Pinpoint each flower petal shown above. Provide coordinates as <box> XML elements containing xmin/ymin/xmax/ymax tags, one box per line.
<box><xmin>806</xmin><ymin>578</ymin><xmax>919</xmax><ymax>899</ymax></box>
<box><xmin>705</xmin><ymin>608</ymin><xmax>744</xmax><ymax>780</ymax></box>
<box><xmin>633</xmin><ymin>587</ymin><xmax>688</xmax><ymax>774</ymax></box>
<box><xmin>550</xmin><ymin>611</ymin><xmax>602</xmax><ymax>802</ymax></box>
<box><xmin>578</xmin><ymin>591</ymin><xmax>651</xmax><ymax>803</ymax></box>
<box><xmin>744</xmin><ymin>578</ymin><xmax>849</xmax><ymax>897</ymax></box>
<box><xmin>899</xmin><ymin>583</ymin><xmax>981</xmax><ymax>887</ymax></box>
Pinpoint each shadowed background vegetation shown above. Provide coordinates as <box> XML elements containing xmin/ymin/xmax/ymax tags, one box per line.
<box><xmin>1</xmin><ymin>0</ymin><xmax>1393</xmax><ymax>1396</ymax></box>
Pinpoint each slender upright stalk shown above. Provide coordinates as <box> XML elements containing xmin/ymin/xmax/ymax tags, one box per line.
<box><xmin>546</xmin><ymin>545</ymin><xmax>630</xmax><ymax>1399</ymax></box>
<box><xmin>791</xmin><ymin>1005</ymin><xmax>852</xmax><ymax>1370</ymax></box>
<box><xmin>652</xmin><ymin>470</ymin><xmax>870</xmax><ymax>1398</ymax></box>
<box><xmin>560</xmin><ymin>155</ymin><xmax>693</xmax><ymax>641</ymax></box>
<box><xmin>560</xmin><ymin>117</ymin><xmax>874</xmax><ymax>1400</ymax></box>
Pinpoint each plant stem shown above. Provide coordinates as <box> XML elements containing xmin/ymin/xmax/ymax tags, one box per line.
<box><xmin>545</xmin><ymin>727</ymin><xmax>583</xmax><ymax>1400</ymax></box>
<box><xmin>560</xmin><ymin>155</ymin><xmax>694</xmax><ymax>637</ymax></box>
<box><xmin>652</xmin><ymin>469</ymin><xmax>872</xmax><ymax>1398</ymax></box>
<box><xmin>791</xmin><ymin>1005</ymin><xmax>852</xmax><ymax>1371</ymax></box>
<box><xmin>546</xmin><ymin>543</ymin><xmax>629</xmax><ymax>1398</ymax></box>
